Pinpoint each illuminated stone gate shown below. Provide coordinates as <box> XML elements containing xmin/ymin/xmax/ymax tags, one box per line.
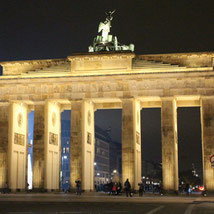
<box><xmin>0</xmin><ymin>52</ymin><xmax>214</xmax><ymax>192</ymax></box>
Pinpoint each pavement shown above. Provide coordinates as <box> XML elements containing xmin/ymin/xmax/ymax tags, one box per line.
<box><xmin>0</xmin><ymin>192</ymin><xmax>214</xmax><ymax>214</ymax></box>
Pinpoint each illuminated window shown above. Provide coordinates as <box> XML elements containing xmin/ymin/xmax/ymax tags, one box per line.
<box><xmin>63</xmin><ymin>148</ymin><xmax>65</xmax><ymax>153</ymax></box>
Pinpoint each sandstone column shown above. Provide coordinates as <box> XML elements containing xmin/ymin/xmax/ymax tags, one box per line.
<box><xmin>122</xmin><ymin>99</ymin><xmax>141</xmax><ymax>190</ymax></box>
<box><xmin>33</xmin><ymin>105</ymin><xmax>45</xmax><ymax>190</ymax></box>
<box><xmin>8</xmin><ymin>102</ymin><xmax>28</xmax><ymax>191</ymax></box>
<box><xmin>44</xmin><ymin>101</ymin><xmax>61</xmax><ymax>190</ymax></box>
<box><xmin>70</xmin><ymin>100</ymin><xmax>94</xmax><ymax>191</ymax></box>
<box><xmin>0</xmin><ymin>105</ymin><xmax>9</xmax><ymax>188</ymax></box>
<box><xmin>161</xmin><ymin>98</ymin><xmax>178</xmax><ymax>191</ymax></box>
<box><xmin>201</xmin><ymin>97</ymin><xmax>214</xmax><ymax>191</ymax></box>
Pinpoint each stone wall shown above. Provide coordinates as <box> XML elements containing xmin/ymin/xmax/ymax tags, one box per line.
<box><xmin>0</xmin><ymin>70</ymin><xmax>214</xmax><ymax>102</ymax></box>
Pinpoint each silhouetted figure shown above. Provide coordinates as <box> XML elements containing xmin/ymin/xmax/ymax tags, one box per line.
<box><xmin>117</xmin><ymin>182</ymin><xmax>122</xmax><ymax>195</ymax></box>
<box><xmin>112</xmin><ymin>182</ymin><xmax>117</xmax><ymax>195</ymax></box>
<box><xmin>3</xmin><ymin>182</ymin><xmax>9</xmax><ymax>194</ymax></box>
<box><xmin>124</xmin><ymin>179</ymin><xmax>132</xmax><ymax>197</ymax></box>
<box><xmin>108</xmin><ymin>181</ymin><xmax>113</xmax><ymax>195</ymax></box>
<box><xmin>26</xmin><ymin>182</ymin><xmax>30</xmax><ymax>193</ymax></box>
<box><xmin>138</xmin><ymin>179</ymin><xmax>144</xmax><ymax>197</ymax></box>
<box><xmin>75</xmin><ymin>179</ymin><xmax>81</xmax><ymax>195</ymax></box>
<box><xmin>185</xmin><ymin>183</ymin><xmax>190</xmax><ymax>196</ymax></box>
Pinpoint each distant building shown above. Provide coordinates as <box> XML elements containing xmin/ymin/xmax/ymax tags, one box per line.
<box><xmin>94</xmin><ymin>126</ymin><xmax>111</xmax><ymax>185</ymax></box>
<box><xmin>94</xmin><ymin>126</ymin><xmax>122</xmax><ymax>186</ymax></box>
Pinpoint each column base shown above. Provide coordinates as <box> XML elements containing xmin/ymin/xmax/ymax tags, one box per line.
<box><xmin>32</xmin><ymin>188</ymin><xmax>47</xmax><ymax>193</ymax></box>
<box><xmin>67</xmin><ymin>188</ymin><xmax>94</xmax><ymax>193</ymax></box>
<box><xmin>162</xmin><ymin>190</ymin><xmax>179</xmax><ymax>196</ymax></box>
<box><xmin>10</xmin><ymin>188</ymin><xmax>27</xmax><ymax>193</ymax></box>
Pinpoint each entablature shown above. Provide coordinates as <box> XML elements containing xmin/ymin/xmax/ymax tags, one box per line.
<box><xmin>0</xmin><ymin>52</ymin><xmax>213</xmax><ymax>78</ymax></box>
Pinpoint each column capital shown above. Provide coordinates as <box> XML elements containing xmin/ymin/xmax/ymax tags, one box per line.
<box><xmin>200</xmin><ymin>96</ymin><xmax>214</xmax><ymax>100</ymax></box>
<box><xmin>0</xmin><ymin>102</ymin><xmax>10</xmax><ymax>107</ymax></box>
<box><xmin>60</xmin><ymin>104</ymin><xmax>71</xmax><ymax>113</ymax></box>
<box><xmin>28</xmin><ymin>104</ymin><xmax>34</xmax><ymax>113</ymax></box>
<box><xmin>161</xmin><ymin>97</ymin><xmax>175</xmax><ymax>101</ymax></box>
<box><xmin>121</xmin><ymin>98</ymin><xmax>135</xmax><ymax>102</ymax></box>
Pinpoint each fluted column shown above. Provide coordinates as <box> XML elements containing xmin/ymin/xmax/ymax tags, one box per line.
<box><xmin>122</xmin><ymin>99</ymin><xmax>141</xmax><ymax>190</ymax></box>
<box><xmin>201</xmin><ymin>97</ymin><xmax>214</xmax><ymax>191</ymax></box>
<box><xmin>70</xmin><ymin>100</ymin><xmax>95</xmax><ymax>191</ymax></box>
<box><xmin>8</xmin><ymin>102</ymin><xmax>28</xmax><ymax>191</ymax></box>
<box><xmin>33</xmin><ymin>105</ymin><xmax>45</xmax><ymax>189</ymax></box>
<box><xmin>161</xmin><ymin>98</ymin><xmax>178</xmax><ymax>191</ymax></box>
<box><xmin>44</xmin><ymin>101</ymin><xmax>61</xmax><ymax>190</ymax></box>
<box><xmin>0</xmin><ymin>105</ymin><xmax>9</xmax><ymax>188</ymax></box>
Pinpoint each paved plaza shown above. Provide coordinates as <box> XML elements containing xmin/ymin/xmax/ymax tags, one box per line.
<box><xmin>0</xmin><ymin>192</ymin><xmax>214</xmax><ymax>214</ymax></box>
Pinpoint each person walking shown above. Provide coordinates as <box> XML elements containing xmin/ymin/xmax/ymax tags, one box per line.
<box><xmin>108</xmin><ymin>181</ymin><xmax>113</xmax><ymax>195</ymax></box>
<box><xmin>112</xmin><ymin>182</ymin><xmax>117</xmax><ymax>195</ymax></box>
<box><xmin>75</xmin><ymin>178</ymin><xmax>81</xmax><ymax>195</ymax></box>
<box><xmin>117</xmin><ymin>182</ymin><xmax>122</xmax><ymax>195</ymax></box>
<box><xmin>124</xmin><ymin>179</ymin><xmax>131</xmax><ymax>197</ymax></box>
<box><xmin>185</xmin><ymin>183</ymin><xmax>190</xmax><ymax>196</ymax></box>
<box><xmin>138</xmin><ymin>179</ymin><xmax>144</xmax><ymax>197</ymax></box>
<box><xmin>3</xmin><ymin>182</ymin><xmax>9</xmax><ymax>194</ymax></box>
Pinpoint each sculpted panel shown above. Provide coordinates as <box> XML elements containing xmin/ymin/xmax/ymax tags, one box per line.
<box><xmin>49</xmin><ymin>132</ymin><xmax>58</xmax><ymax>146</ymax></box>
<box><xmin>14</xmin><ymin>133</ymin><xmax>25</xmax><ymax>146</ymax></box>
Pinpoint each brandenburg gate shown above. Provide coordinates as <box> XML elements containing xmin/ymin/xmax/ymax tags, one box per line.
<box><xmin>0</xmin><ymin>51</ymin><xmax>214</xmax><ymax>192</ymax></box>
<box><xmin>0</xmin><ymin>11</ymin><xmax>214</xmax><ymax>193</ymax></box>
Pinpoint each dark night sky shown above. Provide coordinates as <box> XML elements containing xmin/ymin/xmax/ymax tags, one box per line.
<box><xmin>0</xmin><ymin>0</ymin><xmax>213</xmax><ymax>172</ymax></box>
<box><xmin>0</xmin><ymin>0</ymin><xmax>213</xmax><ymax>61</ymax></box>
